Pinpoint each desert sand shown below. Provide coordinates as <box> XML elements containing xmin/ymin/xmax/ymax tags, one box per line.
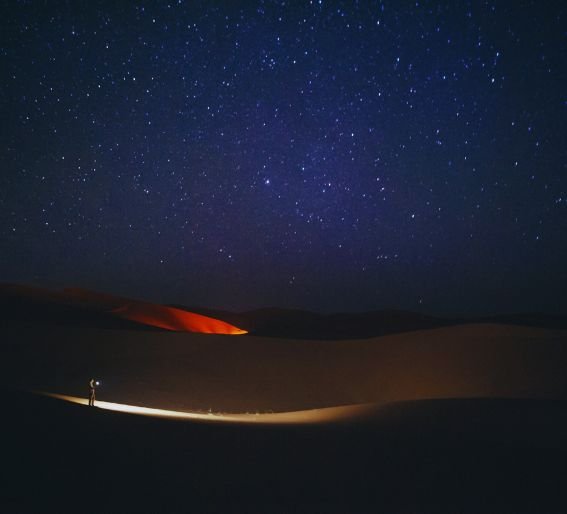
<box><xmin>2</xmin><ymin>322</ymin><xmax>566</xmax><ymax>413</ymax></box>
<box><xmin>2</xmin><ymin>285</ymin><xmax>567</xmax><ymax>513</ymax></box>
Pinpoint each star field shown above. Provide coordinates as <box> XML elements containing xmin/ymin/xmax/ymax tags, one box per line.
<box><xmin>1</xmin><ymin>1</ymin><xmax>566</xmax><ymax>314</ymax></box>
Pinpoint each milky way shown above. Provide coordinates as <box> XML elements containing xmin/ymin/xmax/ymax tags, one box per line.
<box><xmin>2</xmin><ymin>1</ymin><xmax>566</xmax><ymax>314</ymax></box>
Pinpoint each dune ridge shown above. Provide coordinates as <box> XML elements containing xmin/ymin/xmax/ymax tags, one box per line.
<box><xmin>36</xmin><ymin>390</ymin><xmax>377</xmax><ymax>424</ymax></box>
<box><xmin>0</xmin><ymin>284</ymin><xmax>247</xmax><ymax>335</ymax></box>
<box><xmin>3</xmin><ymin>322</ymin><xmax>566</xmax><ymax>413</ymax></box>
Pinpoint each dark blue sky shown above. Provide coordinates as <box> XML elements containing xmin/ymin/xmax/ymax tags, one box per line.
<box><xmin>2</xmin><ymin>1</ymin><xmax>566</xmax><ymax>315</ymax></box>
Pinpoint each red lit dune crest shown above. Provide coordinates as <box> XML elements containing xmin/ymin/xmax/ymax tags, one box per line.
<box><xmin>61</xmin><ymin>287</ymin><xmax>247</xmax><ymax>334</ymax></box>
<box><xmin>112</xmin><ymin>302</ymin><xmax>248</xmax><ymax>334</ymax></box>
<box><xmin>1</xmin><ymin>285</ymin><xmax>248</xmax><ymax>335</ymax></box>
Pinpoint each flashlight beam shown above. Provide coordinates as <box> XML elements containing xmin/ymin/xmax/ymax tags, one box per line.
<box><xmin>35</xmin><ymin>391</ymin><xmax>376</xmax><ymax>425</ymax></box>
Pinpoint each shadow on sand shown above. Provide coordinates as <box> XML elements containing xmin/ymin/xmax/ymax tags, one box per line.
<box><xmin>2</xmin><ymin>390</ymin><xmax>567</xmax><ymax>513</ymax></box>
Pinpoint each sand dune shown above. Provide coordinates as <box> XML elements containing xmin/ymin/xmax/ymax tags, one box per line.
<box><xmin>0</xmin><ymin>284</ymin><xmax>247</xmax><ymax>335</ymax></box>
<box><xmin>2</xmin><ymin>284</ymin><xmax>566</xmax><ymax>412</ymax></box>
<box><xmin>177</xmin><ymin>305</ymin><xmax>451</xmax><ymax>339</ymax></box>
<box><xmin>37</xmin><ymin>390</ymin><xmax>377</xmax><ymax>424</ymax></box>
<box><xmin>4</xmin><ymin>283</ymin><xmax>565</xmax><ymax>339</ymax></box>
<box><xmin>63</xmin><ymin>287</ymin><xmax>248</xmax><ymax>333</ymax></box>
<box><xmin>111</xmin><ymin>302</ymin><xmax>247</xmax><ymax>334</ymax></box>
<box><xmin>3</xmin><ymin>304</ymin><xmax>567</xmax><ymax>513</ymax></box>
<box><xmin>3</xmin><ymin>322</ymin><xmax>566</xmax><ymax>413</ymax></box>
<box><xmin>31</xmin><ymin>390</ymin><xmax>567</xmax><ymax>452</ymax></box>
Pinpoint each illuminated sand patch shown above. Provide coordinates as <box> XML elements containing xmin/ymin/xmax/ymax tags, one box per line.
<box><xmin>63</xmin><ymin>287</ymin><xmax>248</xmax><ymax>334</ymax></box>
<box><xmin>112</xmin><ymin>303</ymin><xmax>248</xmax><ymax>334</ymax></box>
<box><xmin>38</xmin><ymin>392</ymin><xmax>375</xmax><ymax>425</ymax></box>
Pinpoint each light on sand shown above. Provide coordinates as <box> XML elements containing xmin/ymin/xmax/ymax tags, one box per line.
<box><xmin>37</xmin><ymin>391</ymin><xmax>374</xmax><ymax>425</ymax></box>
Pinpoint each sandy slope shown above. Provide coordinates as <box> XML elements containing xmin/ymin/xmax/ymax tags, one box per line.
<box><xmin>37</xmin><ymin>390</ymin><xmax>378</xmax><ymax>424</ymax></box>
<box><xmin>0</xmin><ymin>284</ymin><xmax>248</xmax><ymax>334</ymax></box>
<box><xmin>2</xmin><ymin>322</ymin><xmax>566</xmax><ymax>412</ymax></box>
<box><xmin>5</xmin><ymin>389</ymin><xmax>567</xmax><ymax>514</ymax></box>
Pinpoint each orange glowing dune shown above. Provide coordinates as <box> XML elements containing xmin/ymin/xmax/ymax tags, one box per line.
<box><xmin>63</xmin><ymin>288</ymin><xmax>247</xmax><ymax>335</ymax></box>
<box><xmin>112</xmin><ymin>302</ymin><xmax>248</xmax><ymax>334</ymax></box>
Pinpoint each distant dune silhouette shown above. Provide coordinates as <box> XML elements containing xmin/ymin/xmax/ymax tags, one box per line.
<box><xmin>2</xmin><ymin>283</ymin><xmax>566</xmax><ymax>339</ymax></box>
<box><xmin>169</xmin><ymin>306</ymin><xmax>449</xmax><ymax>339</ymax></box>
<box><xmin>172</xmin><ymin>304</ymin><xmax>567</xmax><ymax>339</ymax></box>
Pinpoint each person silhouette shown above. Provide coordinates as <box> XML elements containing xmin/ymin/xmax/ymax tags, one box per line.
<box><xmin>88</xmin><ymin>378</ymin><xmax>97</xmax><ymax>406</ymax></box>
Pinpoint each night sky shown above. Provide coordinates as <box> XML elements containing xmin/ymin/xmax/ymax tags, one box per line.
<box><xmin>1</xmin><ymin>1</ymin><xmax>566</xmax><ymax>315</ymax></box>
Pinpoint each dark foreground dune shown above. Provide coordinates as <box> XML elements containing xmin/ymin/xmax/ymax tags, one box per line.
<box><xmin>2</xmin><ymin>390</ymin><xmax>567</xmax><ymax>514</ymax></box>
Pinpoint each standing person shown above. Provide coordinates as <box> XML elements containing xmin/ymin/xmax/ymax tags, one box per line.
<box><xmin>88</xmin><ymin>378</ymin><xmax>97</xmax><ymax>406</ymax></box>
